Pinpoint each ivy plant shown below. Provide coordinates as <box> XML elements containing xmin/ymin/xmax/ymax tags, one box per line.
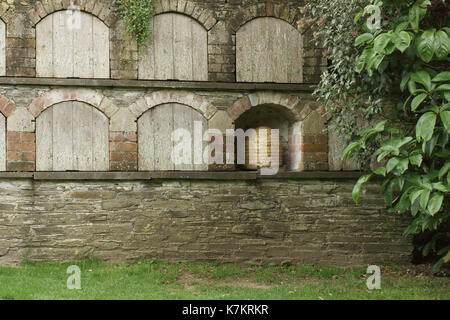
<box><xmin>114</xmin><ymin>0</ymin><xmax>154</xmax><ymax>47</ymax></box>
<box><xmin>343</xmin><ymin>0</ymin><xmax>449</xmax><ymax>272</ymax></box>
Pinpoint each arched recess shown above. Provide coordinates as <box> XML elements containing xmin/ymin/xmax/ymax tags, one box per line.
<box><xmin>0</xmin><ymin>19</ymin><xmax>5</xmax><ymax>76</ymax></box>
<box><xmin>139</xmin><ymin>13</ymin><xmax>208</xmax><ymax>81</ymax></box>
<box><xmin>138</xmin><ymin>103</ymin><xmax>208</xmax><ymax>171</ymax></box>
<box><xmin>0</xmin><ymin>111</ymin><xmax>5</xmax><ymax>171</ymax></box>
<box><xmin>236</xmin><ymin>17</ymin><xmax>303</xmax><ymax>83</ymax></box>
<box><xmin>36</xmin><ymin>101</ymin><xmax>109</xmax><ymax>171</ymax></box>
<box><xmin>36</xmin><ymin>10</ymin><xmax>110</xmax><ymax>78</ymax></box>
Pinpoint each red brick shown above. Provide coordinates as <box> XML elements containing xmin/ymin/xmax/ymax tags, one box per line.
<box><xmin>110</xmin><ymin>142</ymin><xmax>137</xmax><ymax>152</ymax></box>
<box><xmin>7</xmin><ymin>142</ymin><xmax>36</xmax><ymax>152</ymax></box>
<box><xmin>301</xmin><ymin>144</ymin><xmax>328</xmax><ymax>153</ymax></box>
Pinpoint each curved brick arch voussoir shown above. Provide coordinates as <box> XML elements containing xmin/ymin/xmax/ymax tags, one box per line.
<box><xmin>228</xmin><ymin>92</ymin><xmax>305</xmax><ymax>122</ymax></box>
<box><xmin>27</xmin><ymin>89</ymin><xmax>118</xmax><ymax>119</ymax></box>
<box><xmin>29</xmin><ymin>0</ymin><xmax>118</xmax><ymax>28</ymax></box>
<box><xmin>230</xmin><ymin>2</ymin><xmax>299</xmax><ymax>33</ymax></box>
<box><xmin>129</xmin><ymin>91</ymin><xmax>217</xmax><ymax>120</ymax></box>
<box><xmin>0</xmin><ymin>95</ymin><xmax>17</xmax><ymax>118</ymax></box>
<box><xmin>152</xmin><ymin>0</ymin><xmax>217</xmax><ymax>30</ymax></box>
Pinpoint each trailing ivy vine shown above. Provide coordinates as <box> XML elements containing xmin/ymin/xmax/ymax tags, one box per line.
<box><xmin>114</xmin><ymin>0</ymin><xmax>154</xmax><ymax>47</ymax></box>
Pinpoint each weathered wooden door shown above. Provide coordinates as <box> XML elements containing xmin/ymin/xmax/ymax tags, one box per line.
<box><xmin>36</xmin><ymin>11</ymin><xmax>110</xmax><ymax>78</ymax></box>
<box><xmin>138</xmin><ymin>103</ymin><xmax>208</xmax><ymax>171</ymax></box>
<box><xmin>236</xmin><ymin>17</ymin><xmax>303</xmax><ymax>83</ymax></box>
<box><xmin>0</xmin><ymin>19</ymin><xmax>5</xmax><ymax>76</ymax></box>
<box><xmin>0</xmin><ymin>112</ymin><xmax>5</xmax><ymax>171</ymax></box>
<box><xmin>138</xmin><ymin>13</ymin><xmax>208</xmax><ymax>81</ymax></box>
<box><xmin>36</xmin><ymin>101</ymin><xmax>109</xmax><ymax>171</ymax></box>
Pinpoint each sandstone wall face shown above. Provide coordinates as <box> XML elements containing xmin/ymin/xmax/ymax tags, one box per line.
<box><xmin>0</xmin><ymin>0</ymin><xmax>413</xmax><ymax>266</ymax></box>
<box><xmin>0</xmin><ymin>177</ymin><xmax>412</xmax><ymax>266</ymax></box>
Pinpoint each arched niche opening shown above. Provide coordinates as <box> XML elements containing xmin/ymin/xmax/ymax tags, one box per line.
<box><xmin>36</xmin><ymin>10</ymin><xmax>110</xmax><ymax>78</ymax></box>
<box><xmin>138</xmin><ymin>103</ymin><xmax>208</xmax><ymax>171</ymax></box>
<box><xmin>236</xmin><ymin>17</ymin><xmax>303</xmax><ymax>83</ymax></box>
<box><xmin>234</xmin><ymin>104</ymin><xmax>299</xmax><ymax>171</ymax></box>
<box><xmin>138</xmin><ymin>13</ymin><xmax>208</xmax><ymax>81</ymax></box>
<box><xmin>36</xmin><ymin>101</ymin><xmax>109</xmax><ymax>171</ymax></box>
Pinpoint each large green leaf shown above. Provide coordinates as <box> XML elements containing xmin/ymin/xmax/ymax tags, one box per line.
<box><xmin>416</xmin><ymin>29</ymin><xmax>436</xmax><ymax>63</ymax></box>
<box><xmin>374</xmin><ymin>33</ymin><xmax>392</xmax><ymax>53</ymax></box>
<box><xmin>432</xmin><ymin>72</ymin><xmax>450</xmax><ymax>82</ymax></box>
<box><xmin>410</xmin><ymin>154</ymin><xmax>423</xmax><ymax>166</ymax></box>
<box><xmin>416</xmin><ymin>112</ymin><xmax>437</xmax><ymax>142</ymax></box>
<box><xmin>411</xmin><ymin>71</ymin><xmax>432</xmax><ymax>91</ymax></box>
<box><xmin>428</xmin><ymin>193</ymin><xmax>444</xmax><ymax>216</ymax></box>
<box><xmin>352</xmin><ymin>174</ymin><xmax>372</xmax><ymax>204</ymax></box>
<box><xmin>439</xmin><ymin>162</ymin><xmax>450</xmax><ymax>179</ymax></box>
<box><xmin>420</xmin><ymin>189</ymin><xmax>431</xmax><ymax>210</ymax></box>
<box><xmin>441</xmin><ymin>111</ymin><xmax>450</xmax><ymax>133</ymax></box>
<box><xmin>394</xmin><ymin>31</ymin><xmax>412</xmax><ymax>52</ymax></box>
<box><xmin>411</xmin><ymin>93</ymin><xmax>427</xmax><ymax>111</ymax></box>
<box><xmin>355</xmin><ymin>33</ymin><xmax>374</xmax><ymax>46</ymax></box>
<box><xmin>409</xmin><ymin>2</ymin><xmax>429</xmax><ymax>31</ymax></box>
<box><xmin>386</xmin><ymin>158</ymin><xmax>400</xmax><ymax>173</ymax></box>
<box><xmin>434</xmin><ymin>30</ymin><xmax>450</xmax><ymax>60</ymax></box>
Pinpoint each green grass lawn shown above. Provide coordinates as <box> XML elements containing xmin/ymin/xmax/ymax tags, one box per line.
<box><xmin>0</xmin><ymin>260</ymin><xmax>448</xmax><ymax>300</ymax></box>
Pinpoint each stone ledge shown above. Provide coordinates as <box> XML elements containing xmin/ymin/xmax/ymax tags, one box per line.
<box><xmin>0</xmin><ymin>171</ymin><xmax>366</xmax><ymax>181</ymax></box>
<box><xmin>0</xmin><ymin>77</ymin><xmax>317</xmax><ymax>92</ymax></box>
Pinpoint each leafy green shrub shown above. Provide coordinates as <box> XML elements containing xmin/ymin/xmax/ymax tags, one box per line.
<box><xmin>114</xmin><ymin>0</ymin><xmax>154</xmax><ymax>47</ymax></box>
<box><xmin>343</xmin><ymin>0</ymin><xmax>449</xmax><ymax>272</ymax></box>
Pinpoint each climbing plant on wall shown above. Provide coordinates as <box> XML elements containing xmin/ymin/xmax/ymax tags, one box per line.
<box><xmin>299</xmin><ymin>0</ymin><xmax>394</xmax><ymax>168</ymax></box>
<box><xmin>343</xmin><ymin>0</ymin><xmax>449</xmax><ymax>272</ymax></box>
<box><xmin>114</xmin><ymin>0</ymin><xmax>154</xmax><ymax>47</ymax></box>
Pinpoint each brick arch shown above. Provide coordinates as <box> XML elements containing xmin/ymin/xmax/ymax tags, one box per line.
<box><xmin>27</xmin><ymin>89</ymin><xmax>118</xmax><ymax>119</ymax></box>
<box><xmin>129</xmin><ymin>91</ymin><xmax>217</xmax><ymax>120</ymax></box>
<box><xmin>229</xmin><ymin>2</ymin><xmax>300</xmax><ymax>33</ymax></box>
<box><xmin>28</xmin><ymin>0</ymin><xmax>118</xmax><ymax>28</ymax></box>
<box><xmin>0</xmin><ymin>95</ymin><xmax>17</xmax><ymax>118</ymax></box>
<box><xmin>153</xmin><ymin>0</ymin><xmax>217</xmax><ymax>30</ymax></box>
<box><xmin>227</xmin><ymin>92</ymin><xmax>308</xmax><ymax>122</ymax></box>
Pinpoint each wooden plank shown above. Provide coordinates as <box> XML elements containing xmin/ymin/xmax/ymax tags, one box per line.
<box><xmin>0</xmin><ymin>20</ymin><xmax>6</xmax><ymax>76</ymax></box>
<box><xmin>0</xmin><ymin>113</ymin><xmax>5</xmax><ymax>171</ymax></box>
<box><xmin>93</xmin><ymin>17</ymin><xmax>110</xmax><ymax>78</ymax></box>
<box><xmin>138</xmin><ymin>109</ymin><xmax>155</xmax><ymax>171</ymax></box>
<box><xmin>152</xmin><ymin>104</ymin><xmax>174</xmax><ymax>170</ymax></box>
<box><xmin>154</xmin><ymin>14</ymin><xmax>174</xmax><ymax>80</ymax></box>
<box><xmin>53</xmin><ymin>11</ymin><xmax>74</xmax><ymax>78</ymax></box>
<box><xmin>36</xmin><ymin>15</ymin><xmax>54</xmax><ymax>77</ymax></box>
<box><xmin>36</xmin><ymin>106</ymin><xmax>54</xmax><ymax>171</ymax></box>
<box><xmin>92</xmin><ymin>107</ymin><xmax>109</xmax><ymax>171</ymax></box>
<box><xmin>236</xmin><ymin>23</ymin><xmax>252</xmax><ymax>82</ymax></box>
<box><xmin>192</xmin><ymin>108</ymin><xmax>208</xmax><ymax>171</ymax></box>
<box><xmin>236</xmin><ymin>17</ymin><xmax>304</xmax><ymax>84</ymax></box>
<box><xmin>173</xmin><ymin>14</ymin><xmax>193</xmax><ymax>80</ymax></box>
<box><xmin>52</xmin><ymin>102</ymin><xmax>73</xmax><ymax>171</ymax></box>
<box><xmin>74</xmin><ymin>13</ymin><xmax>94</xmax><ymax>78</ymax></box>
<box><xmin>72</xmin><ymin>102</ymin><xmax>93</xmax><ymax>171</ymax></box>
<box><xmin>140</xmin><ymin>13</ymin><xmax>208</xmax><ymax>81</ymax></box>
<box><xmin>173</xmin><ymin>104</ymin><xmax>193</xmax><ymax>170</ymax></box>
<box><xmin>138</xmin><ymin>18</ymin><xmax>155</xmax><ymax>80</ymax></box>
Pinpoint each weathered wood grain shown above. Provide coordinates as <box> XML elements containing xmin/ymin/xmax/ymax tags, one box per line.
<box><xmin>0</xmin><ymin>112</ymin><xmax>5</xmax><ymax>171</ymax></box>
<box><xmin>36</xmin><ymin>11</ymin><xmax>109</xmax><ymax>79</ymax></box>
<box><xmin>36</xmin><ymin>101</ymin><xmax>109</xmax><ymax>171</ymax></box>
<box><xmin>138</xmin><ymin>13</ymin><xmax>208</xmax><ymax>81</ymax></box>
<box><xmin>138</xmin><ymin>103</ymin><xmax>208</xmax><ymax>171</ymax></box>
<box><xmin>236</xmin><ymin>17</ymin><xmax>304</xmax><ymax>84</ymax></box>
<box><xmin>0</xmin><ymin>19</ymin><xmax>6</xmax><ymax>76</ymax></box>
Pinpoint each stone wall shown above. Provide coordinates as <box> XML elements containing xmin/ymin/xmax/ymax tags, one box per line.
<box><xmin>0</xmin><ymin>175</ymin><xmax>413</xmax><ymax>266</ymax></box>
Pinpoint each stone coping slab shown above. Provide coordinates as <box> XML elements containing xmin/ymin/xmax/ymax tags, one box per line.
<box><xmin>0</xmin><ymin>171</ymin><xmax>365</xmax><ymax>180</ymax></box>
<box><xmin>0</xmin><ymin>77</ymin><xmax>316</xmax><ymax>92</ymax></box>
